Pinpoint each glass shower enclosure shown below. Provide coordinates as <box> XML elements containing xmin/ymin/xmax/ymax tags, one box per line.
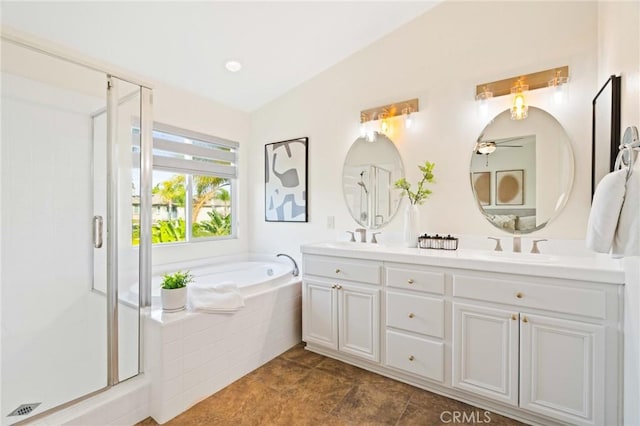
<box><xmin>0</xmin><ymin>36</ymin><xmax>152</xmax><ymax>424</ymax></box>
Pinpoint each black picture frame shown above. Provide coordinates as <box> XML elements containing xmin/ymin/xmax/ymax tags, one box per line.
<box><xmin>591</xmin><ymin>75</ymin><xmax>621</xmax><ymax>199</ymax></box>
<box><xmin>264</xmin><ymin>137</ymin><xmax>308</xmax><ymax>222</ymax></box>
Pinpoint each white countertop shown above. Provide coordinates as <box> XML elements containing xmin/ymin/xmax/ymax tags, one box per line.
<box><xmin>301</xmin><ymin>241</ymin><xmax>625</xmax><ymax>284</ymax></box>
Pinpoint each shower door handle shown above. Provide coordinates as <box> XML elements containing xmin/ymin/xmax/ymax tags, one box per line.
<box><xmin>93</xmin><ymin>215</ymin><xmax>103</xmax><ymax>248</ymax></box>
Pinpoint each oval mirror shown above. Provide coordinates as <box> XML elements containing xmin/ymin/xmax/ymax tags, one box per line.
<box><xmin>343</xmin><ymin>132</ymin><xmax>404</xmax><ymax>229</ymax></box>
<box><xmin>470</xmin><ymin>107</ymin><xmax>574</xmax><ymax>234</ymax></box>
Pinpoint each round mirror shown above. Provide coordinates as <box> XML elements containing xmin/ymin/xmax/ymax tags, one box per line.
<box><xmin>343</xmin><ymin>132</ymin><xmax>404</xmax><ymax>229</ymax></box>
<box><xmin>470</xmin><ymin>107</ymin><xmax>574</xmax><ymax>234</ymax></box>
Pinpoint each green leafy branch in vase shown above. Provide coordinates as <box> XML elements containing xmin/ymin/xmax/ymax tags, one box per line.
<box><xmin>394</xmin><ymin>161</ymin><xmax>436</xmax><ymax>205</ymax></box>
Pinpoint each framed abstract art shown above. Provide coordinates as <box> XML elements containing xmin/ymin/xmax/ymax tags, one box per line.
<box><xmin>265</xmin><ymin>137</ymin><xmax>308</xmax><ymax>222</ymax></box>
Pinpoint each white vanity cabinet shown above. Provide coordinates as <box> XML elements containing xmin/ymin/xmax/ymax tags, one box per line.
<box><xmin>453</xmin><ymin>273</ymin><xmax>612</xmax><ymax>426</ymax></box>
<box><xmin>302</xmin><ymin>255</ymin><xmax>381</xmax><ymax>362</ymax></box>
<box><xmin>300</xmin><ymin>243</ymin><xmax>624</xmax><ymax>426</ymax></box>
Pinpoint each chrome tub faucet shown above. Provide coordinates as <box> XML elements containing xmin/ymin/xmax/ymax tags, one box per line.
<box><xmin>276</xmin><ymin>253</ymin><xmax>299</xmax><ymax>277</ymax></box>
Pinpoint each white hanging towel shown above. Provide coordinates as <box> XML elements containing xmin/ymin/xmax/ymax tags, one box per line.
<box><xmin>188</xmin><ymin>281</ymin><xmax>245</xmax><ymax>313</ymax></box>
<box><xmin>586</xmin><ymin>169</ymin><xmax>627</xmax><ymax>253</ymax></box>
<box><xmin>613</xmin><ymin>159</ymin><xmax>640</xmax><ymax>257</ymax></box>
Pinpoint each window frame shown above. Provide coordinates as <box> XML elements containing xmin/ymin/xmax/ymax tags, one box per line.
<box><xmin>133</xmin><ymin>121</ymin><xmax>239</xmax><ymax>246</ymax></box>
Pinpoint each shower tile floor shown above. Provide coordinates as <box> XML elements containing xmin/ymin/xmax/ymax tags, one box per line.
<box><xmin>137</xmin><ymin>343</ymin><xmax>525</xmax><ymax>425</ymax></box>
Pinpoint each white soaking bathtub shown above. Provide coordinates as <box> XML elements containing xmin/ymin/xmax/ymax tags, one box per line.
<box><xmin>142</xmin><ymin>253</ymin><xmax>302</xmax><ymax>424</ymax></box>
<box><xmin>129</xmin><ymin>257</ymin><xmax>295</xmax><ymax>307</ymax></box>
<box><xmin>126</xmin><ymin>254</ymin><xmax>297</xmax><ymax>307</ymax></box>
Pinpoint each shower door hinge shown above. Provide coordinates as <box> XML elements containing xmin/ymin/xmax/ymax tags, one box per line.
<box><xmin>107</xmin><ymin>80</ymin><xmax>113</xmax><ymax>90</ymax></box>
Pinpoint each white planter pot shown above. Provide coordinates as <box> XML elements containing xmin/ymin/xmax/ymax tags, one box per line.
<box><xmin>161</xmin><ymin>286</ymin><xmax>187</xmax><ymax>312</ymax></box>
<box><xmin>403</xmin><ymin>204</ymin><xmax>420</xmax><ymax>248</ymax></box>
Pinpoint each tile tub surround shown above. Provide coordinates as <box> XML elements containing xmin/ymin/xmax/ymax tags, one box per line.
<box><xmin>145</xmin><ymin>279</ymin><xmax>302</xmax><ymax>424</ymax></box>
<box><xmin>137</xmin><ymin>343</ymin><xmax>523</xmax><ymax>425</ymax></box>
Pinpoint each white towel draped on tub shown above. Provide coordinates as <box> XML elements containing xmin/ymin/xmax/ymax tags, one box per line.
<box><xmin>188</xmin><ymin>281</ymin><xmax>245</xmax><ymax>313</ymax></box>
<box><xmin>613</xmin><ymin>159</ymin><xmax>640</xmax><ymax>257</ymax></box>
<box><xmin>586</xmin><ymin>169</ymin><xmax>627</xmax><ymax>253</ymax></box>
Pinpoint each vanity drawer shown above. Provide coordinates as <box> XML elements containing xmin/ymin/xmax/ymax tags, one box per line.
<box><xmin>386</xmin><ymin>266</ymin><xmax>445</xmax><ymax>295</ymax></box>
<box><xmin>386</xmin><ymin>330</ymin><xmax>444</xmax><ymax>382</ymax></box>
<box><xmin>303</xmin><ymin>255</ymin><xmax>381</xmax><ymax>284</ymax></box>
<box><xmin>453</xmin><ymin>274</ymin><xmax>606</xmax><ymax>319</ymax></box>
<box><xmin>386</xmin><ymin>292</ymin><xmax>444</xmax><ymax>338</ymax></box>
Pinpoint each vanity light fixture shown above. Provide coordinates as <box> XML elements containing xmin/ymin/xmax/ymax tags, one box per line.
<box><xmin>510</xmin><ymin>80</ymin><xmax>528</xmax><ymax>120</ymax></box>
<box><xmin>359</xmin><ymin>98</ymin><xmax>419</xmax><ymax>138</ymax></box>
<box><xmin>475</xmin><ymin>66</ymin><xmax>569</xmax><ymax>118</ymax></box>
<box><xmin>548</xmin><ymin>70</ymin><xmax>569</xmax><ymax>104</ymax></box>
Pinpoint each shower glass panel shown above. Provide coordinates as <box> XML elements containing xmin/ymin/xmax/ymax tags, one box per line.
<box><xmin>114</xmin><ymin>78</ymin><xmax>141</xmax><ymax>382</ymax></box>
<box><xmin>0</xmin><ymin>40</ymin><xmax>143</xmax><ymax>424</ymax></box>
<box><xmin>92</xmin><ymin>77</ymin><xmax>142</xmax><ymax>383</ymax></box>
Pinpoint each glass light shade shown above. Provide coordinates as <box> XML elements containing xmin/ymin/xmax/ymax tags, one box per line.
<box><xmin>366</xmin><ymin>129</ymin><xmax>376</xmax><ymax>142</ymax></box>
<box><xmin>476</xmin><ymin>90</ymin><xmax>493</xmax><ymax>118</ymax></box>
<box><xmin>549</xmin><ymin>75</ymin><xmax>569</xmax><ymax>104</ymax></box>
<box><xmin>405</xmin><ymin>113</ymin><xmax>413</xmax><ymax>129</ymax></box>
<box><xmin>510</xmin><ymin>84</ymin><xmax>529</xmax><ymax>120</ymax></box>
<box><xmin>380</xmin><ymin>117</ymin><xmax>389</xmax><ymax>134</ymax></box>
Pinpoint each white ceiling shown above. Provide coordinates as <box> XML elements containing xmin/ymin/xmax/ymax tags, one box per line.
<box><xmin>1</xmin><ymin>1</ymin><xmax>437</xmax><ymax>112</ymax></box>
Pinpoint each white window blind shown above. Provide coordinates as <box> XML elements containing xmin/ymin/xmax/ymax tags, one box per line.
<box><xmin>133</xmin><ymin>122</ymin><xmax>238</xmax><ymax>178</ymax></box>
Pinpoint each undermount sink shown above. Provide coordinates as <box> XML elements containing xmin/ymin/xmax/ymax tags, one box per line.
<box><xmin>461</xmin><ymin>250</ymin><xmax>560</xmax><ymax>264</ymax></box>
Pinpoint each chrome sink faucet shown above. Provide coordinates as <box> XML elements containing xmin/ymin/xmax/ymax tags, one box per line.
<box><xmin>355</xmin><ymin>228</ymin><xmax>367</xmax><ymax>243</ymax></box>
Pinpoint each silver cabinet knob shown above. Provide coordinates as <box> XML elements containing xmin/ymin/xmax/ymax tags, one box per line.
<box><xmin>335</xmin><ymin>268</ymin><xmax>341</xmax><ymax>274</ymax></box>
<box><xmin>409</xmin><ymin>355</ymin><xmax>415</xmax><ymax>361</ymax></box>
<box><xmin>407</xmin><ymin>279</ymin><xmax>414</xmax><ymax>284</ymax></box>
<box><xmin>336</xmin><ymin>285</ymin><xmax>342</xmax><ymax>290</ymax></box>
<box><xmin>331</xmin><ymin>284</ymin><xmax>337</xmax><ymax>289</ymax></box>
<box><xmin>408</xmin><ymin>313</ymin><xmax>415</xmax><ymax>319</ymax></box>
<box><xmin>516</xmin><ymin>292</ymin><xmax>523</xmax><ymax>299</ymax></box>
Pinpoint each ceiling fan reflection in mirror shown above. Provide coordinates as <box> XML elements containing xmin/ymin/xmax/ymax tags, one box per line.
<box><xmin>474</xmin><ymin>137</ymin><xmax>524</xmax><ymax>155</ymax></box>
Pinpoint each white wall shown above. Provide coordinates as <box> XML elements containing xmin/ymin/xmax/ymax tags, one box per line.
<box><xmin>248</xmin><ymin>1</ymin><xmax>598</xmax><ymax>260</ymax></box>
<box><xmin>597</xmin><ymin>2</ymin><xmax>640</xmax><ymax>425</ymax></box>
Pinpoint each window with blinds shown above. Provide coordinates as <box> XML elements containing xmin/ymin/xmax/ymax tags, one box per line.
<box><xmin>132</xmin><ymin>123</ymin><xmax>238</xmax><ymax>245</ymax></box>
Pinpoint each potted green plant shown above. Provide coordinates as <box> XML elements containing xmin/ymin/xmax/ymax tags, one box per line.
<box><xmin>394</xmin><ymin>161</ymin><xmax>436</xmax><ymax>247</ymax></box>
<box><xmin>161</xmin><ymin>270</ymin><xmax>193</xmax><ymax>312</ymax></box>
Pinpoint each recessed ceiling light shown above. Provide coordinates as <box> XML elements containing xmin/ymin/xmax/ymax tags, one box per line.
<box><xmin>225</xmin><ymin>60</ymin><xmax>242</xmax><ymax>72</ymax></box>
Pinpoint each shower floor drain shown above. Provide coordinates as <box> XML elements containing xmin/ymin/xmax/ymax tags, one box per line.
<box><xmin>7</xmin><ymin>403</ymin><xmax>41</xmax><ymax>417</ymax></box>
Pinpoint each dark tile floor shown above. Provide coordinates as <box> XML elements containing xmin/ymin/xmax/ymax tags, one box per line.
<box><xmin>137</xmin><ymin>343</ymin><xmax>525</xmax><ymax>425</ymax></box>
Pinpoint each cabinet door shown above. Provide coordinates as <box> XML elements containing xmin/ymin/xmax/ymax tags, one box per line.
<box><xmin>338</xmin><ymin>284</ymin><xmax>380</xmax><ymax>362</ymax></box>
<box><xmin>519</xmin><ymin>313</ymin><xmax>605</xmax><ymax>426</ymax></box>
<box><xmin>302</xmin><ymin>280</ymin><xmax>338</xmax><ymax>350</ymax></box>
<box><xmin>452</xmin><ymin>303</ymin><xmax>519</xmax><ymax>406</ymax></box>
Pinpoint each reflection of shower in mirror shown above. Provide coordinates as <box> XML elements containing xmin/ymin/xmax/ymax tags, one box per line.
<box><xmin>359</xmin><ymin>170</ymin><xmax>369</xmax><ymax>221</ymax></box>
<box><xmin>358</xmin><ymin>171</ymin><xmax>369</xmax><ymax>194</ymax></box>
